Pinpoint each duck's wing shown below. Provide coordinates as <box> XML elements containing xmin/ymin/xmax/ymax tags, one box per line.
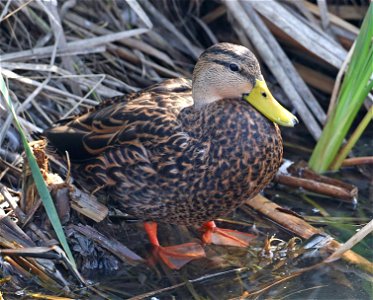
<box><xmin>44</xmin><ymin>78</ymin><xmax>193</xmax><ymax>161</ymax></box>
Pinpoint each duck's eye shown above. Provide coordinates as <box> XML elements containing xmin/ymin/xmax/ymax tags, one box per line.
<box><xmin>261</xmin><ymin>92</ymin><xmax>267</xmax><ymax>98</ymax></box>
<box><xmin>229</xmin><ymin>63</ymin><xmax>240</xmax><ymax>72</ymax></box>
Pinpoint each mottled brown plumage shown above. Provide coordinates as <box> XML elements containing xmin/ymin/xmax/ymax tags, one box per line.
<box><xmin>45</xmin><ymin>43</ymin><xmax>284</xmax><ymax>226</ymax></box>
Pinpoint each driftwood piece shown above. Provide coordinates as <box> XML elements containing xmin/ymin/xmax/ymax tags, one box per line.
<box><xmin>245</xmin><ymin>195</ymin><xmax>373</xmax><ymax>274</ymax></box>
<box><xmin>72</xmin><ymin>224</ymin><xmax>144</xmax><ymax>264</ymax></box>
<box><xmin>225</xmin><ymin>0</ymin><xmax>322</xmax><ymax>140</ymax></box>
<box><xmin>69</xmin><ymin>186</ymin><xmax>108</xmax><ymax>223</ymax></box>
<box><xmin>35</xmin><ymin>178</ymin><xmax>108</xmax><ymax>223</ymax></box>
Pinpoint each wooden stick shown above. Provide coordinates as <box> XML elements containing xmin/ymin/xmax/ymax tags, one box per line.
<box><xmin>342</xmin><ymin>156</ymin><xmax>373</xmax><ymax>167</ymax></box>
<box><xmin>246</xmin><ymin>195</ymin><xmax>373</xmax><ymax>274</ymax></box>
<box><xmin>275</xmin><ymin>174</ymin><xmax>357</xmax><ymax>203</ymax></box>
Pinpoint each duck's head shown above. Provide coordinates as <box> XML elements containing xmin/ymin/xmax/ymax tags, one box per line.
<box><xmin>192</xmin><ymin>43</ymin><xmax>298</xmax><ymax>127</ymax></box>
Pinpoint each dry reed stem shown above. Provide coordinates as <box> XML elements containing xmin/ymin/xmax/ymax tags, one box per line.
<box><xmin>250</xmin><ymin>0</ymin><xmax>347</xmax><ymax>68</ymax></box>
<box><xmin>327</xmin><ymin>42</ymin><xmax>355</xmax><ymax>118</ymax></box>
<box><xmin>325</xmin><ymin>219</ymin><xmax>373</xmax><ymax>263</ymax></box>
<box><xmin>304</xmin><ymin>1</ymin><xmax>360</xmax><ymax>35</ymax></box>
<box><xmin>243</xmin><ymin>3</ymin><xmax>326</xmax><ymax>124</ymax></box>
<box><xmin>225</xmin><ymin>0</ymin><xmax>322</xmax><ymax>139</ymax></box>
<box><xmin>140</xmin><ymin>0</ymin><xmax>202</xmax><ymax>59</ymax></box>
<box><xmin>317</xmin><ymin>0</ymin><xmax>332</xmax><ymax>32</ymax></box>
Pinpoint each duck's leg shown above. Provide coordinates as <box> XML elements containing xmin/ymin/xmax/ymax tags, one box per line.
<box><xmin>201</xmin><ymin>221</ymin><xmax>256</xmax><ymax>247</ymax></box>
<box><xmin>144</xmin><ymin>221</ymin><xmax>206</xmax><ymax>269</ymax></box>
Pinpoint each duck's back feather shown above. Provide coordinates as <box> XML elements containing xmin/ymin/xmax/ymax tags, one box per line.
<box><xmin>44</xmin><ymin>78</ymin><xmax>193</xmax><ymax>161</ymax></box>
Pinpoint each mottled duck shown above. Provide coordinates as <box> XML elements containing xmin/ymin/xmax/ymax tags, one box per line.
<box><xmin>45</xmin><ymin>43</ymin><xmax>298</xmax><ymax>269</ymax></box>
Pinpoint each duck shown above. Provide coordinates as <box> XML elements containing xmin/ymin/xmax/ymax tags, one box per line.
<box><xmin>44</xmin><ymin>43</ymin><xmax>298</xmax><ymax>269</ymax></box>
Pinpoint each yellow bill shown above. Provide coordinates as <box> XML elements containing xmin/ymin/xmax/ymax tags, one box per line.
<box><xmin>243</xmin><ymin>79</ymin><xmax>298</xmax><ymax>127</ymax></box>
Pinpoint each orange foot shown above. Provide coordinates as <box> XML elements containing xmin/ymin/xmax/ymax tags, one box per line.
<box><xmin>201</xmin><ymin>221</ymin><xmax>256</xmax><ymax>247</ymax></box>
<box><xmin>144</xmin><ymin>222</ymin><xmax>206</xmax><ymax>270</ymax></box>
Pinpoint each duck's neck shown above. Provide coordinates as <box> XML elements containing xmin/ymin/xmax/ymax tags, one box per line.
<box><xmin>192</xmin><ymin>83</ymin><xmax>222</xmax><ymax>110</ymax></box>
<box><xmin>193</xmin><ymin>86</ymin><xmax>221</xmax><ymax>110</ymax></box>
<box><xmin>192</xmin><ymin>69</ymin><xmax>248</xmax><ymax>109</ymax></box>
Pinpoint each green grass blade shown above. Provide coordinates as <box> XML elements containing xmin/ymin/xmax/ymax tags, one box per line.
<box><xmin>0</xmin><ymin>74</ymin><xmax>76</xmax><ymax>268</ymax></box>
<box><xmin>331</xmin><ymin>106</ymin><xmax>373</xmax><ymax>170</ymax></box>
<box><xmin>309</xmin><ymin>4</ymin><xmax>373</xmax><ymax>172</ymax></box>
